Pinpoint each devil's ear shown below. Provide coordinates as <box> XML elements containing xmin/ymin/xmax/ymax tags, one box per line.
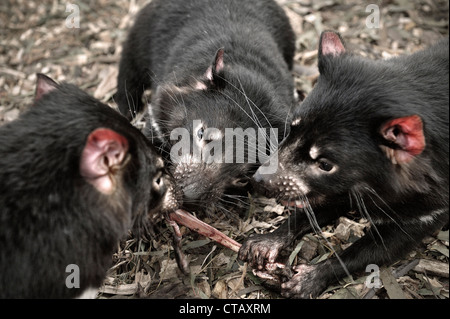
<box><xmin>204</xmin><ymin>47</ymin><xmax>226</xmax><ymax>89</ymax></box>
<box><xmin>379</xmin><ymin>115</ymin><xmax>426</xmax><ymax>165</ymax></box>
<box><xmin>317</xmin><ymin>31</ymin><xmax>346</xmax><ymax>75</ymax></box>
<box><xmin>319</xmin><ymin>31</ymin><xmax>346</xmax><ymax>58</ymax></box>
<box><xmin>80</xmin><ymin>128</ymin><xmax>129</xmax><ymax>194</ymax></box>
<box><xmin>34</xmin><ymin>73</ymin><xmax>59</xmax><ymax>102</ymax></box>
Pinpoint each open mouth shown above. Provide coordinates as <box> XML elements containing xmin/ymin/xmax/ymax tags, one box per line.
<box><xmin>281</xmin><ymin>199</ymin><xmax>305</xmax><ymax>208</ymax></box>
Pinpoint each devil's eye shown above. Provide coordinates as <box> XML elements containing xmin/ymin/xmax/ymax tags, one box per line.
<box><xmin>197</xmin><ymin>127</ymin><xmax>204</xmax><ymax>140</ymax></box>
<box><xmin>152</xmin><ymin>170</ymin><xmax>163</xmax><ymax>189</ymax></box>
<box><xmin>318</xmin><ymin>159</ymin><xmax>334</xmax><ymax>172</ymax></box>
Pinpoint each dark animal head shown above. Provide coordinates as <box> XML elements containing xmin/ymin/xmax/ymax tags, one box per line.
<box><xmin>0</xmin><ymin>74</ymin><xmax>181</xmax><ymax>297</ymax></box>
<box><xmin>253</xmin><ymin>31</ymin><xmax>434</xmax><ymax>209</ymax></box>
<box><xmin>34</xmin><ymin>74</ymin><xmax>175</xmax><ymax>229</ymax></box>
<box><xmin>151</xmin><ymin>49</ymin><xmax>287</xmax><ymax>212</ymax></box>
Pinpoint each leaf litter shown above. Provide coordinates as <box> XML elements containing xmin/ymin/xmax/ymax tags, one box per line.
<box><xmin>0</xmin><ymin>0</ymin><xmax>448</xmax><ymax>299</ymax></box>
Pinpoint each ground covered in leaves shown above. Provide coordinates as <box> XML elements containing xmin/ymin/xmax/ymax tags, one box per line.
<box><xmin>1</xmin><ymin>0</ymin><xmax>448</xmax><ymax>299</ymax></box>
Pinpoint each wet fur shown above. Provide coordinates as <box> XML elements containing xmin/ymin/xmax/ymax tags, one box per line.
<box><xmin>239</xmin><ymin>36</ymin><xmax>449</xmax><ymax>298</ymax></box>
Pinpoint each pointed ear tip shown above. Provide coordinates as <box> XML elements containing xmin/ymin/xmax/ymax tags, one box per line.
<box><xmin>35</xmin><ymin>73</ymin><xmax>59</xmax><ymax>88</ymax></box>
<box><xmin>34</xmin><ymin>73</ymin><xmax>59</xmax><ymax>102</ymax></box>
<box><xmin>320</xmin><ymin>31</ymin><xmax>344</xmax><ymax>44</ymax></box>
<box><xmin>319</xmin><ymin>30</ymin><xmax>346</xmax><ymax>57</ymax></box>
<box><xmin>320</xmin><ymin>30</ymin><xmax>337</xmax><ymax>39</ymax></box>
<box><xmin>36</xmin><ymin>73</ymin><xmax>53</xmax><ymax>82</ymax></box>
<box><xmin>215</xmin><ymin>47</ymin><xmax>225</xmax><ymax>62</ymax></box>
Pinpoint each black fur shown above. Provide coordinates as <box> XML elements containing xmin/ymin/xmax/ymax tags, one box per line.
<box><xmin>0</xmin><ymin>76</ymin><xmax>168</xmax><ymax>298</ymax></box>
<box><xmin>116</xmin><ymin>0</ymin><xmax>296</xmax><ymax>212</ymax></box>
<box><xmin>239</xmin><ymin>33</ymin><xmax>449</xmax><ymax>298</ymax></box>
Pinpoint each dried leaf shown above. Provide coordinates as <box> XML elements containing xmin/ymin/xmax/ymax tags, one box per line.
<box><xmin>429</xmin><ymin>241</ymin><xmax>449</xmax><ymax>257</ymax></box>
<box><xmin>329</xmin><ymin>287</ymin><xmax>357</xmax><ymax>299</ymax></box>
<box><xmin>380</xmin><ymin>267</ymin><xmax>408</xmax><ymax>299</ymax></box>
<box><xmin>159</xmin><ymin>258</ymin><xmax>180</xmax><ymax>281</ymax></box>
<box><xmin>212</xmin><ymin>279</ymin><xmax>228</xmax><ymax>299</ymax></box>
<box><xmin>288</xmin><ymin>240</ymin><xmax>305</xmax><ymax>265</ymax></box>
<box><xmin>437</xmin><ymin>230</ymin><xmax>449</xmax><ymax>243</ymax></box>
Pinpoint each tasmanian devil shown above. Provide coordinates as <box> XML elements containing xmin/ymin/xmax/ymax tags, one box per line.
<box><xmin>0</xmin><ymin>74</ymin><xmax>175</xmax><ymax>298</ymax></box>
<box><xmin>239</xmin><ymin>31</ymin><xmax>449</xmax><ymax>298</ymax></box>
<box><xmin>116</xmin><ymin>0</ymin><xmax>296</xmax><ymax>213</ymax></box>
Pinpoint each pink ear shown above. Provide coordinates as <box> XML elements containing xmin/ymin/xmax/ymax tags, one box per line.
<box><xmin>213</xmin><ymin>47</ymin><xmax>225</xmax><ymax>74</ymax></box>
<box><xmin>80</xmin><ymin>128</ymin><xmax>129</xmax><ymax>194</ymax></box>
<box><xmin>380</xmin><ymin>115</ymin><xmax>425</xmax><ymax>164</ymax></box>
<box><xmin>204</xmin><ymin>47</ymin><xmax>225</xmax><ymax>88</ymax></box>
<box><xmin>319</xmin><ymin>31</ymin><xmax>346</xmax><ymax>57</ymax></box>
<box><xmin>35</xmin><ymin>73</ymin><xmax>58</xmax><ymax>102</ymax></box>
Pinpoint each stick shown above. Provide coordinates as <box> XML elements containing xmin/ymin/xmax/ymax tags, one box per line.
<box><xmin>168</xmin><ymin>209</ymin><xmax>242</xmax><ymax>253</ymax></box>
